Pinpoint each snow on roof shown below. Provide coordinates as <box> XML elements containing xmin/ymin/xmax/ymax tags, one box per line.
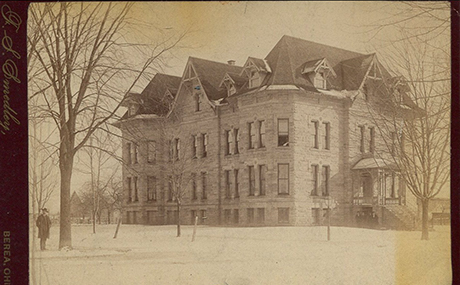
<box><xmin>265</xmin><ymin>85</ymin><xmax>301</xmax><ymax>90</ymax></box>
<box><xmin>318</xmin><ymin>89</ymin><xmax>358</xmax><ymax>99</ymax></box>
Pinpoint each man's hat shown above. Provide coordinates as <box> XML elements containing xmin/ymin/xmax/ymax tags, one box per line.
<box><xmin>42</xmin><ymin>208</ymin><xmax>48</xmax><ymax>213</ymax></box>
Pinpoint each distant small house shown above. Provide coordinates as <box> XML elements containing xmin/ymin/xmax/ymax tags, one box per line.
<box><xmin>418</xmin><ymin>198</ymin><xmax>450</xmax><ymax>226</ymax></box>
<box><xmin>70</xmin><ymin>191</ymin><xmax>88</xmax><ymax>223</ymax></box>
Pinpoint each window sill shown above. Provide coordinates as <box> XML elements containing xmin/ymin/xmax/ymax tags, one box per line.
<box><xmin>277</xmin><ymin>193</ymin><xmax>290</xmax><ymax>196</ymax></box>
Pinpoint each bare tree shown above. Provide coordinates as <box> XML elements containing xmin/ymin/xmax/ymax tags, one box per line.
<box><xmin>365</xmin><ymin>2</ymin><xmax>450</xmax><ymax>51</ymax></box>
<box><xmin>122</xmin><ymin>104</ymin><xmax>205</xmax><ymax>237</ymax></box>
<box><xmin>365</xmin><ymin>33</ymin><xmax>450</xmax><ymax>240</ymax></box>
<box><xmin>28</xmin><ymin>2</ymin><xmax>187</xmax><ymax>248</ymax></box>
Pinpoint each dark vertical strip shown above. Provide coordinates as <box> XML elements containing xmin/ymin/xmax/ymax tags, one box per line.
<box><xmin>0</xmin><ymin>2</ymin><xmax>29</xmax><ymax>285</ymax></box>
<box><xmin>451</xmin><ymin>2</ymin><xmax>460</xmax><ymax>284</ymax></box>
<box><xmin>217</xmin><ymin>106</ymin><xmax>222</xmax><ymax>224</ymax></box>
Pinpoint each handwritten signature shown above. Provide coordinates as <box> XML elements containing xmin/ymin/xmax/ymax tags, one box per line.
<box><xmin>1</xmin><ymin>4</ymin><xmax>22</xmax><ymax>135</ymax></box>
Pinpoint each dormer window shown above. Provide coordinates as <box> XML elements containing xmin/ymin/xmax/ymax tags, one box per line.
<box><xmin>228</xmin><ymin>83</ymin><xmax>236</xmax><ymax>96</ymax></box>
<box><xmin>314</xmin><ymin>71</ymin><xmax>327</xmax><ymax>89</ymax></box>
<box><xmin>249</xmin><ymin>70</ymin><xmax>260</xmax><ymax>89</ymax></box>
<box><xmin>302</xmin><ymin>58</ymin><xmax>336</xmax><ymax>91</ymax></box>
<box><xmin>129</xmin><ymin>104</ymin><xmax>138</xmax><ymax>116</ymax></box>
<box><xmin>241</xmin><ymin>57</ymin><xmax>270</xmax><ymax>89</ymax></box>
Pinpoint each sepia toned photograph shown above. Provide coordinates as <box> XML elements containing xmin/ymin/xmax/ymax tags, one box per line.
<box><xmin>27</xmin><ymin>2</ymin><xmax>451</xmax><ymax>284</ymax></box>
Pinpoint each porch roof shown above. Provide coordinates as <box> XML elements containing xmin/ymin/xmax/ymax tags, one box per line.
<box><xmin>352</xmin><ymin>158</ymin><xmax>395</xmax><ymax>170</ymax></box>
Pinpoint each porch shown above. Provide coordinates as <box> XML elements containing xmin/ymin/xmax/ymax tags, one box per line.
<box><xmin>352</xmin><ymin>158</ymin><xmax>405</xmax><ymax>207</ymax></box>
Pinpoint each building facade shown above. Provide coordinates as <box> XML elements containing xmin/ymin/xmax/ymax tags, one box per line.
<box><xmin>116</xmin><ymin>35</ymin><xmax>419</xmax><ymax>228</ymax></box>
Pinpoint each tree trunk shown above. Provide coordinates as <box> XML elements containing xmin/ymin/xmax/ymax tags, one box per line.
<box><xmin>92</xmin><ymin>210</ymin><xmax>96</xmax><ymax>233</ymax></box>
<box><xmin>59</xmin><ymin>160</ymin><xmax>73</xmax><ymax>249</ymax></box>
<box><xmin>421</xmin><ymin>199</ymin><xmax>429</xmax><ymax>240</ymax></box>
<box><xmin>176</xmin><ymin>202</ymin><xmax>181</xmax><ymax>237</ymax></box>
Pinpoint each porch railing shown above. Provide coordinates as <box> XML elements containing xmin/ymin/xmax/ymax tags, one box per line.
<box><xmin>385</xmin><ymin>197</ymin><xmax>401</xmax><ymax>205</ymax></box>
<box><xmin>353</xmin><ymin>196</ymin><xmax>377</xmax><ymax>205</ymax></box>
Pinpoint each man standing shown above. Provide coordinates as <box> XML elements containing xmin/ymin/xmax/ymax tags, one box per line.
<box><xmin>36</xmin><ymin>208</ymin><xmax>52</xmax><ymax>250</ymax></box>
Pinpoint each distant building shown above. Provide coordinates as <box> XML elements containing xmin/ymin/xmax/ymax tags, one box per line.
<box><xmin>70</xmin><ymin>191</ymin><xmax>87</xmax><ymax>223</ymax></box>
<box><xmin>116</xmin><ymin>35</ymin><xmax>420</xmax><ymax>228</ymax></box>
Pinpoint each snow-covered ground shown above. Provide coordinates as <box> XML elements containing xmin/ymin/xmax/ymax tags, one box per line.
<box><xmin>30</xmin><ymin>224</ymin><xmax>451</xmax><ymax>285</ymax></box>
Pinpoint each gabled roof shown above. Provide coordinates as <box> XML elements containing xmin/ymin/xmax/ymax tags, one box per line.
<box><xmin>189</xmin><ymin>57</ymin><xmax>243</xmax><ymax>100</ymax></box>
<box><xmin>264</xmin><ymin>35</ymin><xmax>366</xmax><ymax>91</ymax></box>
<box><xmin>122</xmin><ymin>73</ymin><xmax>181</xmax><ymax>118</ymax></box>
<box><xmin>219</xmin><ymin>72</ymin><xmax>247</xmax><ymax>88</ymax></box>
<box><xmin>242</xmin><ymin>57</ymin><xmax>271</xmax><ymax>74</ymax></box>
<box><xmin>339</xmin><ymin>54</ymin><xmax>375</xmax><ymax>90</ymax></box>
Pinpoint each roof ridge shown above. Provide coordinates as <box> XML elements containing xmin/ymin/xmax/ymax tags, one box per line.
<box><xmin>281</xmin><ymin>35</ymin><xmax>365</xmax><ymax>56</ymax></box>
<box><xmin>284</xmin><ymin>37</ymin><xmax>297</xmax><ymax>86</ymax></box>
<box><xmin>189</xmin><ymin>56</ymin><xmax>243</xmax><ymax>67</ymax></box>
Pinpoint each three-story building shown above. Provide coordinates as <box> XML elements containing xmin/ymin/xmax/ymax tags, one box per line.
<box><xmin>116</xmin><ymin>35</ymin><xmax>419</xmax><ymax>228</ymax></box>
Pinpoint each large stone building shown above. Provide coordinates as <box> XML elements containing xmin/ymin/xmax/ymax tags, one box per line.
<box><xmin>116</xmin><ymin>35</ymin><xmax>419</xmax><ymax>228</ymax></box>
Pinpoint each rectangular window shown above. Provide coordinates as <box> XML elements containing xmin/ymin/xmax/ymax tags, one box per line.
<box><xmin>147</xmin><ymin>141</ymin><xmax>156</xmax><ymax>163</ymax></box>
<box><xmin>247</xmin><ymin>208</ymin><xmax>255</xmax><ymax>224</ymax></box>
<box><xmin>248</xmin><ymin>122</ymin><xmax>255</xmax><ymax>149</ymax></box>
<box><xmin>233</xmin><ymin>209</ymin><xmax>239</xmax><ymax>224</ymax></box>
<box><xmin>132</xmin><ymin>211</ymin><xmax>137</xmax><ymax>224</ymax></box>
<box><xmin>225</xmin><ymin>170</ymin><xmax>232</xmax><ymax>198</ymax></box>
<box><xmin>234</xmin><ymin>169</ymin><xmax>240</xmax><ymax>198</ymax></box>
<box><xmin>127</xmin><ymin>177</ymin><xmax>132</xmax><ymax>202</ymax></box>
<box><xmin>191</xmin><ymin>173</ymin><xmax>197</xmax><ymax>200</ymax></box>
<box><xmin>312</xmin><ymin>120</ymin><xmax>319</xmax><ymax>149</ymax></box>
<box><xmin>314</xmin><ymin>71</ymin><xmax>327</xmax><ymax>89</ymax></box>
<box><xmin>323</xmin><ymin>122</ymin><xmax>330</xmax><ymax>150</ymax></box>
<box><xmin>168</xmin><ymin>140</ymin><xmax>173</xmax><ymax>161</ymax></box>
<box><xmin>133</xmin><ymin>143</ymin><xmax>139</xmax><ymax>164</ymax></box>
<box><xmin>257</xmin><ymin>208</ymin><xmax>265</xmax><ymax>224</ymax></box>
<box><xmin>133</xmin><ymin>177</ymin><xmax>138</xmax><ymax>201</ymax></box>
<box><xmin>200</xmin><ymin>210</ymin><xmax>207</xmax><ymax>224</ymax></box>
<box><xmin>312</xmin><ymin>208</ymin><xmax>321</xmax><ymax>225</ymax></box>
<box><xmin>311</xmin><ymin>164</ymin><xmax>319</xmax><ymax>196</ymax></box>
<box><xmin>391</xmin><ymin>131</ymin><xmax>396</xmax><ymax>156</ymax></box>
<box><xmin>322</xmin><ymin>166</ymin><xmax>330</xmax><ymax>196</ymax></box>
<box><xmin>259</xmin><ymin>120</ymin><xmax>266</xmax><ymax>148</ymax></box>
<box><xmin>259</xmin><ymin>164</ymin><xmax>266</xmax><ymax>196</ymax></box>
<box><xmin>168</xmin><ymin>177</ymin><xmax>173</xmax><ymax>202</ymax></box>
<box><xmin>192</xmin><ymin>135</ymin><xmax>197</xmax><ymax>158</ymax></box>
<box><xmin>147</xmin><ymin>176</ymin><xmax>156</xmax><ymax>201</ymax></box>
<box><xmin>126</xmin><ymin>143</ymin><xmax>132</xmax><ymax>165</ymax></box>
<box><xmin>191</xmin><ymin>210</ymin><xmax>197</xmax><ymax>224</ymax></box>
<box><xmin>278</xmin><ymin>163</ymin><xmax>289</xmax><ymax>195</ymax></box>
<box><xmin>202</xmin><ymin>134</ymin><xmax>208</xmax><ymax>157</ymax></box>
<box><xmin>359</xmin><ymin>125</ymin><xmax>365</xmax><ymax>153</ymax></box>
<box><xmin>278</xmin><ymin>208</ymin><xmax>290</xmax><ymax>224</ymax></box>
<box><xmin>369</xmin><ymin>127</ymin><xmax>375</xmax><ymax>153</ymax></box>
<box><xmin>224</xmin><ymin>209</ymin><xmax>232</xmax><ymax>224</ymax></box>
<box><xmin>201</xmin><ymin>172</ymin><xmax>207</xmax><ymax>200</ymax></box>
<box><xmin>278</xmin><ymin>119</ymin><xmax>289</xmax><ymax>146</ymax></box>
<box><xmin>195</xmin><ymin>95</ymin><xmax>201</xmax><ymax>112</ymax></box>
<box><xmin>225</xmin><ymin>130</ymin><xmax>232</xmax><ymax>155</ymax></box>
<box><xmin>175</xmin><ymin>138</ymin><xmax>180</xmax><ymax>160</ymax></box>
<box><xmin>234</xmin><ymin>128</ymin><xmax>240</xmax><ymax>154</ymax></box>
<box><xmin>248</xmin><ymin>166</ymin><xmax>255</xmax><ymax>196</ymax></box>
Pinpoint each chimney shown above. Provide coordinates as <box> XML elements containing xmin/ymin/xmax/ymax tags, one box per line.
<box><xmin>227</xmin><ymin>60</ymin><xmax>235</xmax><ymax>66</ymax></box>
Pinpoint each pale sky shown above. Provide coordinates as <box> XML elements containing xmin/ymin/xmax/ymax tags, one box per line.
<box><xmin>40</xmin><ymin>2</ymin><xmax>451</xmax><ymax>212</ymax></box>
